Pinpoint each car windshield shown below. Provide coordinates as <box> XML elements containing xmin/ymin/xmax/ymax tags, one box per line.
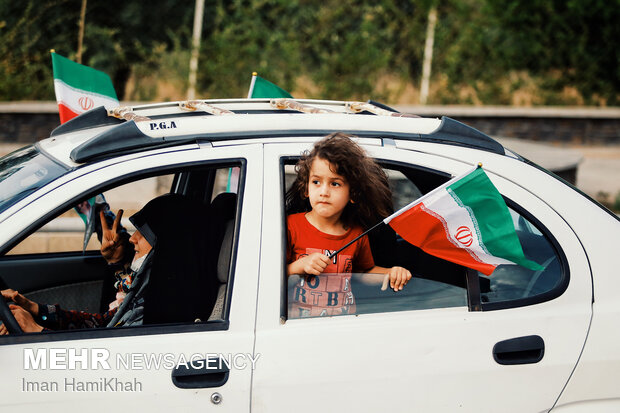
<box><xmin>0</xmin><ymin>146</ymin><xmax>68</xmax><ymax>214</ymax></box>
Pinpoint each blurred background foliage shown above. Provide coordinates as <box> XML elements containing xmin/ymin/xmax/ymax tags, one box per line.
<box><xmin>1</xmin><ymin>0</ymin><xmax>618</xmax><ymax>105</ymax></box>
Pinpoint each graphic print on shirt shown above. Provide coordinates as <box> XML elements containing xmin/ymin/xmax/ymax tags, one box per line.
<box><xmin>290</xmin><ymin>247</ymin><xmax>357</xmax><ymax>318</ymax></box>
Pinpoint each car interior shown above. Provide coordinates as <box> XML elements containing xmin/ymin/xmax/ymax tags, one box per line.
<box><xmin>0</xmin><ymin>162</ymin><xmax>242</xmax><ymax>333</ymax></box>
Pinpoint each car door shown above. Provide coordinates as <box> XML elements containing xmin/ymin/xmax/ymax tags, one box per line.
<box><xmin>0</xmin><ymin>143</ymin><xmax>262</xmax><ymax>412</ymax></box>
<box><xmin>253</xmin><ymin>140</ymin><xmax>592</xmax><ymax>412</ymax></box>
<box><xmin>0</xmin><ymin>251</ymin><xmax>109</xmax><ymax>313</ymax></box>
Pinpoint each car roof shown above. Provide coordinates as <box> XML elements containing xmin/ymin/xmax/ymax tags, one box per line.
<box><xmin>38</xmin><ymin>98</ymin><xmax>506</xmax><ymax>166</ymax></box>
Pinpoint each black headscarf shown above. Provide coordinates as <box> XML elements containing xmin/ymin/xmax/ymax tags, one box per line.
<box><xmin>129</xmin><ymin>193</ymin><xmax>217</xmax><ymax>325</ymax></box>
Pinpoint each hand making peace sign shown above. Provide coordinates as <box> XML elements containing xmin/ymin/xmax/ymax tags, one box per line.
<box><xmin>100</xmin><ymin>209</ymin><xmax>125</xmax><ymax>264</ymax></box>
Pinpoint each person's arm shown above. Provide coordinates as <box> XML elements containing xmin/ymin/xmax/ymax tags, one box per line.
<box><xmin>0</xmin><ymin>305</ymin><xmax>43</xmax><ymax>334</ymax></box>
<box><xmin>0</xmin><ymin>289</ymin><xmax>45</xmax><ymax>334</ymax></box>
<box><xmin>0</xmin><ymin>289</ymin><xmax>38</xmax><ymax>315</ymax></box>
<box><xmin>287</xmin><ymin>253</ymin><xmax>331</xmax><ymax>276</ymax></box>
<box><xmin>38</xmin><ymin>303</ymin><xmax>118</xmax><ymax>330</ymax></box>
<box><xmin>286</xmin><ymin>218</ymin><xmax>331</xmax><ymax>276</ymax></box>
<box><xmin>0</xmin><ymin>288</ymin><xmax>118</xmax><ymax>331</ymax></box>
<box><xmin>354</xmin><ymin>235</ymin><xmax>412</xmax><ymax>292</ymax></box>
<box><xmin>100</xmin><ymin>209</ymin><xmax>133</xmax><ymax>266</ymax></box>
<box><xmin>364</xmin><ymin>266</ymin><xmax>412</xmax><ymax>292</ymax></box>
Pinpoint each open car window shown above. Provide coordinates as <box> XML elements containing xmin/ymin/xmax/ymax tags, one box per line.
<box><xmin>283</xmin><ymin>161</ymin><xmax>467</xmax><ymax>319</ymax></box>
<box><xmin>6</xmin><ymin>174</ymin><xmax>175</xmax><ymax>255</ymax></box>
<box><xmin>0</xmin><ymin>162</ymin><xmax>242</xmax><ymax>339</ymax></box>
<box><xmin>283</xmin><ymin>159</ymin><xmax>567</xmax><ymax>319</ymax></box>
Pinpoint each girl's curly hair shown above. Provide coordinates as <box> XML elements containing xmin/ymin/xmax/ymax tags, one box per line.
<box><xmin>285</xmin><ymin>132</ymin><xmax>393</xmax><ymax>229</ymax></box>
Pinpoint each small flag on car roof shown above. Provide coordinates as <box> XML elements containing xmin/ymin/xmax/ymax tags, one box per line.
<box><xmin>51</xmin><ymin>51</ymin><xmax>120</xmax><ymax>245</ymax></box>
<box><xmin>51</xmin><ymin>50</ymin><xmax>119</xmax><ymax>124</ymax></box>
<box><xmin>247</xmin><ymin>72</ymin><xmax>293</xmax><ymax>99</ymax></box>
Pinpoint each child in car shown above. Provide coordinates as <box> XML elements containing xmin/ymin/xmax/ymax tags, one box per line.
<box><xmin>286</xmin><ymin>133</ymin><xmax>411</xmax><ymax>318</ymax></box>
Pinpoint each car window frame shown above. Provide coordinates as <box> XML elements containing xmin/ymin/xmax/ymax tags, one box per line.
<box><xmin>278</xmin><ymin>155</ymin><xmax>571</xmax><ymax>320</ymax></box>
<box><xmin>478</xmin><ymin>197</ymin><xmax>570</xmax><ymax>311</ymax></box>
<box><xmin>279</xmin><ymin>156</ymin><xmax>470</xmax><ymax>320</ymax></box>
<box><xmin>379</xmin><ymin>160</ymin><xmax>571</xmax><ymax>312</ymax></box>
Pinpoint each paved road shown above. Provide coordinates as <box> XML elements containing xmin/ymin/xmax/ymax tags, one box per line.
<box><xmin>496</xmin><ymin>138</ymin><xmax>620</xmax><ymax>206</ymax></box>
<box><xmin>516</xmin><ymin>141</ymin><xmax>620</xmax><ymax>217</ymax></box>
<box><xmin>573</xmin><ymin>145</ymin><xmax>620</xmax><ymax>201</ymax></box>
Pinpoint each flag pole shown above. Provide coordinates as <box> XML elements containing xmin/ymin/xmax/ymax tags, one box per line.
<box><xmin>247</xmin><ymin>72</ymin><xmax>257</xmax><ymax>98</ymax></box>
<box><xmin>327</xmin><ymin>220</ymin><xmax>385</xmax><ymax>259</ymax></box>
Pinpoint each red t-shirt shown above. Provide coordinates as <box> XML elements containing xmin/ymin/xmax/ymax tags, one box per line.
<box><xmin>287</xmin><ymin>213</ymin><xmax>375</xmax><ymax>318</ymax></box>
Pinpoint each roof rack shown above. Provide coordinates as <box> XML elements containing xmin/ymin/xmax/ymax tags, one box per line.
<box><xmin>108</xmin><ymin>106</ymin><xmax>151</xmax><ymax>122</ymax></box>
<box><xmin>345</xmin><ymin>101</ymin><xmax>420</xmax><ymax>118</ymax></box>
<box><xmin>69</xmin><ymin>112</ymin><xmax>504</xmax><ymax>163</ymax></box>
<box><xmin>50</xmin><ymin>105</ymin><xmax>151</xmax><ymax>137</ymax></box>
<box><xmin>179</xmin><ymin>100</ymin><xmax>234</xmax><ymax>115</ymax></box>
<box><xmin>51</xmin><ymin>99</ymin><xmax>416</xmax><ymax>137</ymax></box>
<box><xmin>268</xmin><ymin>98</ymin><xmax>421</xmax><ymax>117</ymax></box>
<box><xmin>270</xmin><ymin>98</ymin><xmax>334</xmax><ymax>113</ymax></box>
<box><xmin>420</xmin><ymin>117</ymin><xmax>503</xmax><ymax>154</ymax></box>
<box><xmin>50</xmin><ymin>106</ymin><xmax>123</xmax><ymax>137</ymax></box>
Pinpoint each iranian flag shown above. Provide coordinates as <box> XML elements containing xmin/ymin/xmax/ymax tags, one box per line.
<box><xmin>51</xmin><ymin>51</ymin><xmax>119</xmax><ymax>123</ymax></box>
<box><xmin>247</xmin><ymin>72</ymin><xmax>293</xmax><ymax>98</ymax></box>
<box><xmin>384</xmin><ymin>167</ymin><xmax>542</xmax><ymax>275</ymax></box>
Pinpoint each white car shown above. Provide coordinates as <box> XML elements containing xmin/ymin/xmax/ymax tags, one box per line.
<box><xmin>0</xmin><ymin>99</ymin><xmax>618</xmax><ymax>412</ymax></box>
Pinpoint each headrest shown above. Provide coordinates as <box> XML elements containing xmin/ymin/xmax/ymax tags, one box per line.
<box><xmin>211</xmin><ymin>193</ymin><xmax>237</xmax><ymax>284</ymax></box>
<box><xmin>210</xmin><ymin>192</ymin><xmax>237</xmax><ymax>220</ymax></box>
<box><xmin>217</xmin><ymin>221</ymin><xmax>235</xmax><ymax>283</ymax></box>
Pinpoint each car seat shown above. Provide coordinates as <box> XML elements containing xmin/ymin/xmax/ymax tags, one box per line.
<box><xmin>207</xmin><ymin>193</ymin><xmax>237</xmax><ymax>321</ymax></box>
<box><xmin>141</xmin><ymin>194</ymin><xmax>217</xmax><ymax>325</ymax></box>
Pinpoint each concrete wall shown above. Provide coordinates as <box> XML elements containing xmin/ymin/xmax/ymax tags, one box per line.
<box><xmin>395</xmin><ymin>105</ymin><xmax>620</xmax><ymax>144</ymax></box>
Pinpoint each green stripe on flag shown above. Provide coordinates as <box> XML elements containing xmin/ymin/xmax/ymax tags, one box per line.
<box><xmin>251</xmin><ymin>76</ymin><xmax>292</xmax><ymax>98</ymax></box>
<box><xmin>448</xmin><ymin>168</ymin><xmax>542</xmax><ymax>271</ymax></box>
<box><xmin>51</xmin><ymin>53</ymin><xmax>118</xmax><ymax>100</ymax></box>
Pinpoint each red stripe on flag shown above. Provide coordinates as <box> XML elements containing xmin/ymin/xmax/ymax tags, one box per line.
<box><xmin>388</xmin><ymin>203</ymin><xmax>496</xmax><ymax>275</ymax></box>
<box><xmin>58</xmin><ymin>103</ymin><xmax>79</xmax><ymax>124</ymax></box>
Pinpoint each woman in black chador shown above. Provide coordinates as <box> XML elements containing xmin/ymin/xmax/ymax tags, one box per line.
<box><xmin>1</xmin><ymin>193</ymin><xmax>217</xmax><ymax>333</ymax></box>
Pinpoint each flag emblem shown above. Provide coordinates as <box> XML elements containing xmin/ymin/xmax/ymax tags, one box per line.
<box><xmin>79</xmin><ymin>96</ymin><xmax>94</xmax><ymax>111</ymax></box>
<box><xmin>455</xmin><ymin>226</ymin><xmax>473</xmax><ymax>247</ymax></box>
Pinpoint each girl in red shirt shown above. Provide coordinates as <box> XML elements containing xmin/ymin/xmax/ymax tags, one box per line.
<box><xmin>286</xmin><ymin>133</ymin><xmax>411</xmax><ymax>317</ymax></box>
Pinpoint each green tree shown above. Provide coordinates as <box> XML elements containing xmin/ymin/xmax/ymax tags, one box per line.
<box><xmin>1</xmin><ymin>0</ymin><xmax>618</xmax><ymax>105</ymax></box>
<box><xmin>436</xmin><ymin>0</ymin><xmax>620</xmax><ymax>105</ymax></box>
<box><xmin>0</xmin><ymin>0</ymin><xmax>193</xmax><ymax>100</ymax></box>
<box><xmin>198</xmin><ymin>0</ymin><xmax>303</xmax><ymax>98</ymax></box>
<box><xmin>0</xmin><ymin>0</ymin><xmax>79</xmax><ymax>99</ymax></box>
<box><xmin>74</xmin><ymin>0</ymin><xmax>194</xmax><ymax>99</ymax></box>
